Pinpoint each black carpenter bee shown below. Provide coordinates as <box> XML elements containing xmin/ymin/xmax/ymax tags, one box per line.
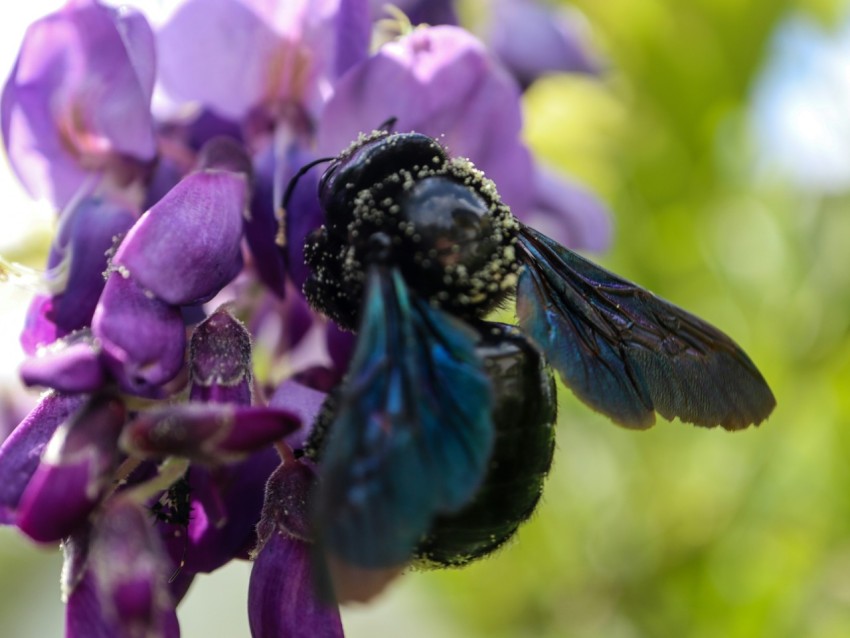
<box><xmin>284</xmin><ymin>129</ymin><xmax>776</xmax><ymax>587</ymax></box>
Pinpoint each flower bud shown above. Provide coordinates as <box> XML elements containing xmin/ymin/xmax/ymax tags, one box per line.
<box><xmin>0</xmin><ymin>392</ymin><xmax>87</xmax><ymax>523</ymax></box>
<box><xmin>111</xmin><ymin>169</ymin><xmax>247</xmax><ymax>306</ymax></box>
<box><xmin>93</xmin><ymin>273</ymin><xmax>186</xmax><ymax>397</ymax></box>
<box><xmin>121</xmin><ymin>404</ymin><xmax>299</xmax><ymax>464</ymax></box>
<box><xmin>189</xmin><ymin>306</ymin><xmax>253</xmax><ymax>405</ymax></box>
<box><xmin>17</xmin><ymin>393</ymin><xmax>126</xmax><ymax>543</ymax></box>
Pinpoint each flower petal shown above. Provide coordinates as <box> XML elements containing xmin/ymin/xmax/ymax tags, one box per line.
<box><xmin>157</xmin><ymin>0</ymin><xmax>370</xmax><ymax>121</ymax></box>
<box><xmin>0</xmin><ymin>391</ymin><xmax>86</xmax><ymax>524</ymax></box>
<box><xmin>46</xmin><ymin>196</ymin><xmax>137</xmax><ymax>334</ymax></box>
<box><xmin>20</xmin><ymin>330</ymin><xmax>105</xmax><ymax>393</ymax></box>
<box><xmin>90</xmin><ymin>497</ymin><xmax>178</xmax><ymax>638</ymax></box>
<box><xmin>370</xmin><ymin>0</ymin><xmax>458</xmax><ymax>25</ymax></box>
<box><xmin>21</xmin><ymin>294</ymin><xmax>61</xmax><ymax>354</ymax></box>
<box><xmin>316</xmin><ymin>25</ymin><xmax>535</xmax><ymax>215</ymax></box>
<box><xmin>159</xmin><ymin>449</ymin><xmax>279</xmax><ymax>574</ymax></box>
<box><xmin>489</xmin><ymin>0</ymin><xmax>601</xmax><ymax>88</ymax></box>
<box><xmin>92</xmin><ymin>273</ymin><xmax>187</xmax><ymax>396</ymax></box>
<box><xmin>1</xmin><ymin>1</ymin><xmax>156</xmax><ymax>208</ymax></box>
<box><xmin>269</xmin><ymin>379</ymin><xmax>326</xmax><ymax>451</ymax></box>
<box><xmin>248</xmin><ymin>533</ymin><xmax>343</xmax><ymax>638</ymax></box>
<box><xmin>112</xmin><ymin>170</ymin><xmax>247</xmax><ymax>305</ymax></box>
<box><xmin>16</xmin><ymin>392</ymin><xmax>126</xmax><ymax>543</ymax></box>
<box><xmin>121</xmin><ymin>403</ymin><xmax>300</xmax><ymax>464</ymax></box>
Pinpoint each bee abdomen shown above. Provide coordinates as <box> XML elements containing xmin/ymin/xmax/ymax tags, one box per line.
<box><xmin>413</xmin><ymin>323</ymin><xmax>557</xmax><ymax>569</ymax></box>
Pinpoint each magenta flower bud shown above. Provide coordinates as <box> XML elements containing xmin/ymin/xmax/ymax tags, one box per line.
<box><xmin>189</xmin><ymin>306</ymin><xmax>253</xmax><ymax>405</ymax></box>
<box><xmin>92</xmin><ymin>273</ymin><xmax>187</xmax><ymax>397</ymax></box>
<box><xmin>88</xmin><ymin>497</ymin><xmax>178</xmax><ymax>638</ymax></box>
<box><xmin>111</xmin><ymin>169</ymin><xmax>247</xmax><ymax>306</ymax></box>
<box><xmin>1</xmin><ymin>0</ymin><xmax>157</xmax><ymax>209</ymax></box>
<box><xmin>20</xmin><ymin>330</ymin><xmax>105</xmax><ymax>393</ymax></box>
<box><xmin>121</xmin><ymin>404</ymin><xmax>300</xmax><ymax>464</ymax></box>
<box><xmin>0</xmin><ymin>392</ymin><xmax>86</xmax><ymax>524</ymax></box>
<box><xmin>16</xmin><ymin>392</ymin><xmax>126</xmax><ymax>543</ymax></box>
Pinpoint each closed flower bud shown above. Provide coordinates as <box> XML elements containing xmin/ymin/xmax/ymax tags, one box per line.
<box><xmin>17</xmin><ymin>392</ymin><xmax>126</xmax><ymax>543</ymax></box>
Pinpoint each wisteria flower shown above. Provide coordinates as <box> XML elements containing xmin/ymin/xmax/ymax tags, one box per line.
<box><xmin>0</xmin><ymin>0</ymin><xmax>614</xmax><ymax>636</ymax></box>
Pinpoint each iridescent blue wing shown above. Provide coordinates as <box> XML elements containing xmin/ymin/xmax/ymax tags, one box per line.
<box><xmin>516</xmin><ymin>224</ymin><xmax>775</xmax><ymax>430</ymax></box>
<box><xmin>316</xmin><ymin>266</ymin><xmax>493</xmax><ymax>569</ymax></box>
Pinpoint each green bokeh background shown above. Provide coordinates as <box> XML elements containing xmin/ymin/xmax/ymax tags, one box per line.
<box><xmin>3</xmin><ymin>0</ymin><xmax>850</xmax><ymax>636</ymax></box>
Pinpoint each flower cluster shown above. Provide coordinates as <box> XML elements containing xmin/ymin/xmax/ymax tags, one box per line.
<box><xmin>0</xmin><ymin>0</ymin><xmax>609</xmax><ymax>635</ymax></box>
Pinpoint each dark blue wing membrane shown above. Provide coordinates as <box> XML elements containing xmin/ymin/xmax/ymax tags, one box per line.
<box><xmin>516</xmin><ymin>224</ymin><xmax>775</xmax><ymax>430</ymax></box>
<box><xmin>316</xmin><ymin>267</ymin><xmax>494</xmax><ymax>568</ymax></box>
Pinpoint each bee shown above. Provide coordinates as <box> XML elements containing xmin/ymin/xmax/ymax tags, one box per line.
<box><xmin>286</xmin><ymin>129</ymin><xmax>775</xmax><ymax>595</ymax></box>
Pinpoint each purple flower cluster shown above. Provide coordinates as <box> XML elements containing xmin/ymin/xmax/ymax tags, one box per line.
<box><xmin>0</xmin><ymin>0</ymin><xmax>609</xmax><ymax>635</ymax></box>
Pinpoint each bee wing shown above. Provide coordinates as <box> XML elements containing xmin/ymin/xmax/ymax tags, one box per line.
<box><xmin>516</xmin><ymin>224</ymin><xmax>775</xmax><ymax>430</ymax></box>
<box><xmin>316</xmin><ymin>266</ymin><xmax>494</xmax><ymax>570</ymax></box>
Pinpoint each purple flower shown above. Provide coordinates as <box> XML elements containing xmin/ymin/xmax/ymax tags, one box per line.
<box><xmin>1</xmin><ymin>0</ymin><xmax>157</xmax><ymax>209</ymax></box>
<box><xmin>157</xmin><ymin>0</ymin><xmax>370</xmax><ymax>123</ymax></box>
<box><xmin>488</xmin><ymin>0</ymin><xmax>602</xmax><ymax>87</ymax></box>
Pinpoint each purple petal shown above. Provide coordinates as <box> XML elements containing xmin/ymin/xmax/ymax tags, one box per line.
<box><xmin>185</xmin><ymin>109</ymin><xmax>244</xmax><ymax>151</ymax></box>
<box><xmin>248</xmin><ymin>287</ymin><xmax>317</xmax><ymax>363</ymax></box>
<box><xmin>245</xmin><ymin>145</ymin><xmax>288</xmax><ymax>296</ymax></box>
<box><xmin>189</xmin><ymin>306</ymin><xmax>253</xmax><ymax>405</ymax></box>
<box><xmin>45</xmin><ymin>196</ymin><xmax>138</xmax><ymax>333</ymax></box>
<box><xmin>121</xmin><ymin>403</ymin><xmax>300</xmax><ymax>464</ymax></box>
<box><xmin>112</xmin><ymin>170</ymin><xmax>247</xmax><ymax>305</ymax></box>
<box><xmin>157</xmin><ymin>0</ymin><xmax>370</xmax><ymax>121</ymax></box>
<box><xmin>489</xmin><ymin>0</ymin><xmax>601</xmax><ymax>88</ymax></box>
<box><xmin>21</xmin><ymin>294</ymin><xmax>61</xmax><ymax>354</ymax></box>
<box><xmin>20</xmin><ymin>331</ymin><xmax>105</xmax><ymax>393</ymax></box>
<box><xmin>156</xmin><ymin>0</ymin><xmax>284</xmax><ymax>120</ymax></box>
<box><xmin>16</xmin><ymin>393</ymin><xmax>126</xmax><ymax>543</ymax></box>
<box><xmin>1</xmin><ymin>1</ymin><xmax>156</xmax><ymax>208</ymax></box>
<box><xmin>280</xmin><ymin>147</ymin><xmax>325</xmax><ymax>292</ymax></box>
<box><xmin>370</xmin><ymin>0</ymin><xmax>458</xmax><ymax>25</ymax></box>
<box><xmin>160</xmin><ymin>448</ymin><xmax>279</xmax><ymax>574</ymax></box>
<box><xmin>317</xmin><ymin>25</ymin><xmax>535</xmax><ymax>215</ymax></box>
<box><xmin>92</xmin><ymin>273</ymin><xmax>186</xmax><ymax>396</ymax></box>
<box><xmin>0</xmin><ymin>391</ymin><xmax>86</xmax><ymax>524</ymax></box>
<box><xmin>525</xmin><ymin>165</ymin><xmax>612</xmax><ymax>252</ymax></box>
<box><xmin>196</xmin><ymin>136</ymin><xmax>254</xmax><ymax>178</ymax></box>
<box><xmin>89</xmin><ymin>497</ymin><xmax>178</xmax><ymax>638</ymax></box>
<box><xmin>66</xmin><ymin>570</ymin><xmax>118</xmax><ymax>638</ymax></box>
<box><xmin>248</xmin><ymin>533</ymin><xmax>343</xmax><ymax>638</ymax></box>
<box><xmin>270</xmin><ymin>380</ymin><xmax>326</xmax><ymax>451</ymax></box>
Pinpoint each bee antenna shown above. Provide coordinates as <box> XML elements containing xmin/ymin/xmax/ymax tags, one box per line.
<box><xmin>282</xmin><ymin>156</ymin><xmax>335</xmax><ymax>209</ymax></box>
<box><xmin>377</xmin><ymin>116</ymin><xmax>398</xmax><ymax>132</ymax></box>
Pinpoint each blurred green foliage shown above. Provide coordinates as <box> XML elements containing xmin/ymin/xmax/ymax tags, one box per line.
<box><xmin>406</xmin><ymin>1</ymin><xmax>850</xmax><ymax>637</ymax></box>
